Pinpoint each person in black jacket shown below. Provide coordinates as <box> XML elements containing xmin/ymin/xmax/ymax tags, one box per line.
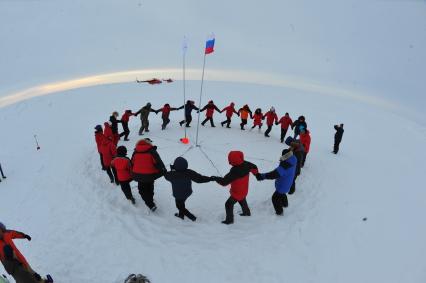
<box><xmin>291</xmin><ymin>115</ymin><xmax>307</xmax><ymax>139</ymax></box>
<box><xmin>179</xmin><ymin>100</ymin><xmax>199</xmax><ymax>127</ymax></box>
<box><xmin>134</xmin><ymin>103</ymin><xmax>157</xmax><ymax>135</ymax></box>
<box><xmin>164</xmin><ymin>157</ymin><xmax>214</xmax><ymax>221</ymax></box>
<box><xmin>333</xmin><ymin>124</ymin><xmax>344</xmax><ymax>154</ymax></box>
<box><xmin>0</xmin><ymin>163</ymin><xmax>6</xmax><ymax>182</ymax></box>
<box><xmin>109</xmin><ymin>111</ymin><xmax>121</xmax><ymax>145</ymax></box>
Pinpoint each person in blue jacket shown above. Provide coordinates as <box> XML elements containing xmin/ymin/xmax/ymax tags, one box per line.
<box><xmin>164</xmin><ymin>157</ymin><xmax>214</xmax><ymax>221</ymax></box>
<box><xmin>256</xmin><ymin>149</ymin><xmax>297</xmax><ymax>215</ymax></box>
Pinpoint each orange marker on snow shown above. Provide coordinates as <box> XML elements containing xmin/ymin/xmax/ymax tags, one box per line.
<box><xmin>180</xmin><ymin>137</ymin><xmax>189</xmax><ymax>144</ymax></box>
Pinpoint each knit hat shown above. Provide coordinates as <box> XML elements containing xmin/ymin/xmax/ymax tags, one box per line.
<box><xmin>0</xmin><ymin>222</ymin><xmax>6</xmax><ymax>231</ymax></box>
<box><xmin>117</xmin><ymin>146</ymin><xmax>127</xmax><ymax>157</ymax></box>
<box><xmin>285</xmin><ymin>136</ymin><xmax>294</xmax><ymax>146</ymax></box>
<box><xmin>280</xmin><ymin>149</ymin><xmax>293</xmax><ymax>161</ymax></box>
<box><xmin>94</xmin><ymin>125</ymin><xmax>102</xmax><ymax>132</ymax></box>
<box><xmin>270</xmin><ymin>107</ymin><xmax>275</xmax><ymax>112</ymax></box>
<box><xmin>172</xmin><ymin>157</ymin><xmax>188</xmax><ymax>171</ymax></box>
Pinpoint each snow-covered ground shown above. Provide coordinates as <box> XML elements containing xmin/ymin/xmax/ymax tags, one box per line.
<box><xmin>1</xmin><ymin>0</ymin><xmax>426</xmax><ymax>282</ymax></box>
<box><xmin>1</xmin><ymin>81</ymin><xmax>425</xmax><ymax>282</ymax></box>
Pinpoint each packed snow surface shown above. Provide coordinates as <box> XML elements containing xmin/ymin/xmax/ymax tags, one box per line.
<box><xmin>0</xmin><ymin>81</ymin><xmax>425</xmax><ymax>282</ymax></box>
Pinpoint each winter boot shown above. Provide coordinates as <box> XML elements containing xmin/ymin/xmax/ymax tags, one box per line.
<box><xmin>289</xmin><ymin>183</ymin><xmax>295</xmax><ymax>195</ymax></box>
<box><xmin>283</xmin><ymin>195</ymin><xmax>288</xmax><ymax>208</ymax></box>
<box><xmin>185</xmin><ymin>211</ymin><xmax>197</xmax><ymax>221</ymax></box>
<box><xmin>174</xmin><ymin>213</ymin><xmax>184</xmax><ymax>220</ymax></box>
<box><xmin>221</xmin><ymin>219</ymin><xmax>234</xmax><ymax>225</ymax></box>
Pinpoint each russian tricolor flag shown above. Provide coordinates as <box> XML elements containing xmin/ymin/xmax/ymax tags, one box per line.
<box><xmin>205</xmin><ymin>33</ymin><xmax>215</xmax><ymax>55</ymax></box>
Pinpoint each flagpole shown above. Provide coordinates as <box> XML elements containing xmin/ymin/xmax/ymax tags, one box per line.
<box><xmin>195</xmin><ymin>53</ymin><xmax>207</xmax><ymax>147</ymax></box>
<box><xmin>183</xmin><ymin>44</ymin><xmax>187</xmax><ymax>139</ymax></box>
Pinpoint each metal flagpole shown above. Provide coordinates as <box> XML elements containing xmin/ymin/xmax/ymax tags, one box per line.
<box><xmin>195</xmin><ymin>53</ymin><xmax>207</xmax><ymax>147</ymax></box>
<box><xmin>182</xmin><ymin>38</ymin><xmax>187</xmax><ymax>139</ymax></box>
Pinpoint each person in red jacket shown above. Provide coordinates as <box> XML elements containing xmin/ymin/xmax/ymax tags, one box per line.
<box><xmin>220</xmin><ymin>102</ymin><xmax>239</xmax><ymax>128</ymax></box>
<box><xmin>299</xmin><ymin>129</ymin><xmax>311</xmax><ymax>167</ymax></box>
<box><xmin>213</xmin><ymin>151</ymin><xmax>258</xmax><ymax>225</ymax></box>
<box><xmin>131</xmin><ymin>138</ymin><xmax>166</xmax><ymax>211</ymax></box>
<box><xmin>119</xmin><ymin>110</ymin><xmax>134</xmax><ymax>141</ymax></box>
<box><xmin>100</xmin><ymin>135</ymin><xmax>117</xmax><ymax>183</ymax></box>
<box><xmin>0</xmin><ymin>223</ymin><xmax>52</xmax><ymax>283</ymax></box>
<box><xmin>263</xmin><ymin>107</ymin><xmax>278</xmax><ymax>137</ymax></box>
<box><xmin>156</xmin><ymin>103</ymin><xmax>183</xmax><ymax>130</ymax></box>
<box><xmin>276</xmin><ymin>113</ymin><xmax>293</xmax><ymax>143</ymax></box>
<box><xmin>111</xmin><ymin>146</ymin><xmax>136</xmax><ymax>204</ymax></box>
<box><xmin>94</xmin><ymin>125</ymin><xmax>105</xmax><ymax>169</ymax></box>
<box><xmin>200</xmin><ymin>100</ymin><xmax>221</xmax><ymax>127</ymax></box>
<box><xmin>103</xmin><ymin>121</ymin><xmax>113</xmax><ymax>140</ymax></box>
<box><xmin>251</xmin><ymin>108</ymin><xmax>263</xmax><ymax>130</ymax></box>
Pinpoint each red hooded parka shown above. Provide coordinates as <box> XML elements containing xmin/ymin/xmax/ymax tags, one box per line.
<box><xmin>217</xmin><ymin>151</ymin><xmax>258</xmax><ymax>201</ymax></box>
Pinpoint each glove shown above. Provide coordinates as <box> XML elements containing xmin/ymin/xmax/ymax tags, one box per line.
<box><xmin>24</xmin><ymin>234</ymin><xmax>31</xmax><ymax>241</ymax></box>
<box><xmin>255</xmin><ymin>174</ymin><xmax>265</xmax><ymax>181</ymax></box>
<box><xmin>33</xmin><ymin>273</ymin><xmax>42</xmax><ymax>281</ymax></box>
<box><xmin>3</xmin><ymin>244</ymin><xmax>14</xmax><ymax>260</ymax></box>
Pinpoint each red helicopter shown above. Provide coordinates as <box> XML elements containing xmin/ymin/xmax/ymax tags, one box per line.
<box><xmin>136</xmin><ymin>78</ymin><xmax>174</xmax><ymax>85</ymax></box>
<box><xmin>136</xmin><ymin>78</ymin><xmax>162</xmax><ymax>85</ymax></box>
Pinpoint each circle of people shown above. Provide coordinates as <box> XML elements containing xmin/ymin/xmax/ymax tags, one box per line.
<box><xmin>94</xmin><ymin>100</ymin><xmax>312</xmax><ymax>224</ymax></box>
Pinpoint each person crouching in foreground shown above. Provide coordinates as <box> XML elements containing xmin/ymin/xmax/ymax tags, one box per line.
<box><xmin>0</xmin><ymin>223</ymin><xmax>52</xmax><ymax>283</ymax></box>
